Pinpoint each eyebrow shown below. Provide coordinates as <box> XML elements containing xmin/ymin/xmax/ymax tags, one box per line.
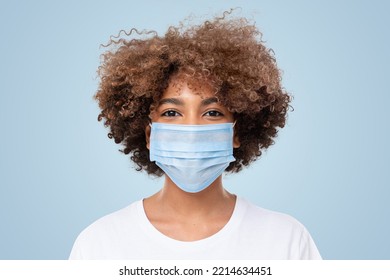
<box><xmin>158</xmin><ymin>98</ymin><xmax>184</xmax><ymax>106</ymax></box>
<box><xmin>201</xmin><ymin>97</ymin><xmax>219</xmax><ymax>106</ymax></box>
<box><xmin>158</xmin><ymin>97</ymin><xmax>219</xmax><ymax>106</ymax></box>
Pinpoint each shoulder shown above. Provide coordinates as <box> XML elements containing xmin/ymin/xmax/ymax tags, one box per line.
<box><xmin>236</xmin><ymin>197</ymin><xmax>322</xmax><ymax>259</ymax></box>
<box><xmin>239</xmin><ymin>197</ymin><xmax>305</xmax><ymax>231</ymax></box>
<box><xmin>69</xmin><ymin>200</ymin><xmax>141</xmax><ymax>259</ymax></box>
<box><xmin>82</xmin><ymin>201</ymin><xmax>138</xmax><ymax>235</ymax></box>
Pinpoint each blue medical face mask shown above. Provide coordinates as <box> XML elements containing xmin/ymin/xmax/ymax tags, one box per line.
<box><xmin>149</xmin><ymin>122</ymin><xmax>236</xmax><ymax>193</ymax></box>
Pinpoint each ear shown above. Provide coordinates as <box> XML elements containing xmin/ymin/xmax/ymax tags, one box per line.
<box><xmin>233</xmin><ymin>133</ymin><xmax>240</xmax><ymax>148</ymax></box>
<box><xmin>145</xmin><ymin>124</ymin><xmax>151</xmax><ymax>150</ymax></box>
<box><xmin>233</xmin><ymin>135</ymin><xmax>241</xmax><ymax>148</ymax></box>
<box><xmin>232</xmin><ymin>121</ymin><xmax>240</xmax><ymax>148</ymax></box>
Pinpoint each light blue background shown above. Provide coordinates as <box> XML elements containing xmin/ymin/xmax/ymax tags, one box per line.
<box><xmin>0</xmin><ymin>0</ymin><xmax>389</xmax><ymax>259</ymax></box>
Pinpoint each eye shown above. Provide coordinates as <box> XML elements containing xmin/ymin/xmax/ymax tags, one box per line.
<box><xmin>162</xmin><ymin>110</ymin><xmax>181</xmax><ymax>117</ymax></box>
<box><xmin>204</xmin><ymin>110</ymin><xmax>224</xmax><ymax>117</ymax></box>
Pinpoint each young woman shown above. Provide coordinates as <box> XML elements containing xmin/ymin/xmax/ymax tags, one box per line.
<box><xmin>69</xmin><ymin>12</ymin><xmax>321</xmax><ymax>259</ymax></box>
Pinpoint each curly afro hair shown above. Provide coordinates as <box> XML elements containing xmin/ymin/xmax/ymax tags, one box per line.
<box><xmin>95</xmin><ymin>10</ymin><xmax>291</xmax><ymax>176</ymax></box>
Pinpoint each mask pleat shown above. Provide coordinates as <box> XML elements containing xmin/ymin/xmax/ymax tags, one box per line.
<box><xmin>149</xmin><ymin>122</ymin><xmax>236</xmax><ymax>193</ymax></box>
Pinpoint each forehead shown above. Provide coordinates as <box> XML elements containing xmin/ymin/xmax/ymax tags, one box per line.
<box><xmin>161</xmin><ymin>77</ymin><xmax>216</xmax><ymax>100</ymax></box>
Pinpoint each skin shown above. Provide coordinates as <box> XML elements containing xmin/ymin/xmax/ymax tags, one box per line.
<box><xmin>143</xmin><ymin>78</ymin><xmax>240</xmax><ymax>241</ymax></box>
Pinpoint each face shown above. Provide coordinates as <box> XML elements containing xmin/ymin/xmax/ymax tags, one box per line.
<box><xmin>146</xmin><ymin>79</ymin><xmax>240</xmax><ymax>148</ymax></box>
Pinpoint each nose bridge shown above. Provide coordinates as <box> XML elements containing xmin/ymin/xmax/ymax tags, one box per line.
<box><xmin>182</xmin><ymin>108</ymin><xmax>201</xmax><ymax>125</ymax></box>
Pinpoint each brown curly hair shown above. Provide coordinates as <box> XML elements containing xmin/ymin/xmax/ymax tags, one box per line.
<box><xmin>95</xmin><ymin>11</ymin><xmax>291</xmax><ymax>176</ymax></box>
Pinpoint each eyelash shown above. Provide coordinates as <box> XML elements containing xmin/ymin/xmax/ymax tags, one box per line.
<box><xmin>161</xmin><ymin>110</ymin><xmax>224</xmax><ymax>117</ymax></box>
<box><xmin>204</xmin><ymin>110</ymin><xmax>224</xmax><ymax>117</ymax></box>
<box><xmin>161</xmin><ymin>110</ymin><xmax>181</xmax><ymax>117</ymax></box>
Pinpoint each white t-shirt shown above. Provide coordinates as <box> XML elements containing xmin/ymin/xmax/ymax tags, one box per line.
<box><xmin>69</xmin><ymin>197</ymin><xmax>321</xmax><ymax>259</ymax></box>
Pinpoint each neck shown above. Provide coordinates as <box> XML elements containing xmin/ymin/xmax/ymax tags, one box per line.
<box><xmin>142</xmin><ymin>175</ymin><xmax>236</xmax><ymax>241</ymax></box>
<box><xmin>150</xmin><ymin>175</ymin><xmax>235</xmax><ymax>218</ymax></box>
